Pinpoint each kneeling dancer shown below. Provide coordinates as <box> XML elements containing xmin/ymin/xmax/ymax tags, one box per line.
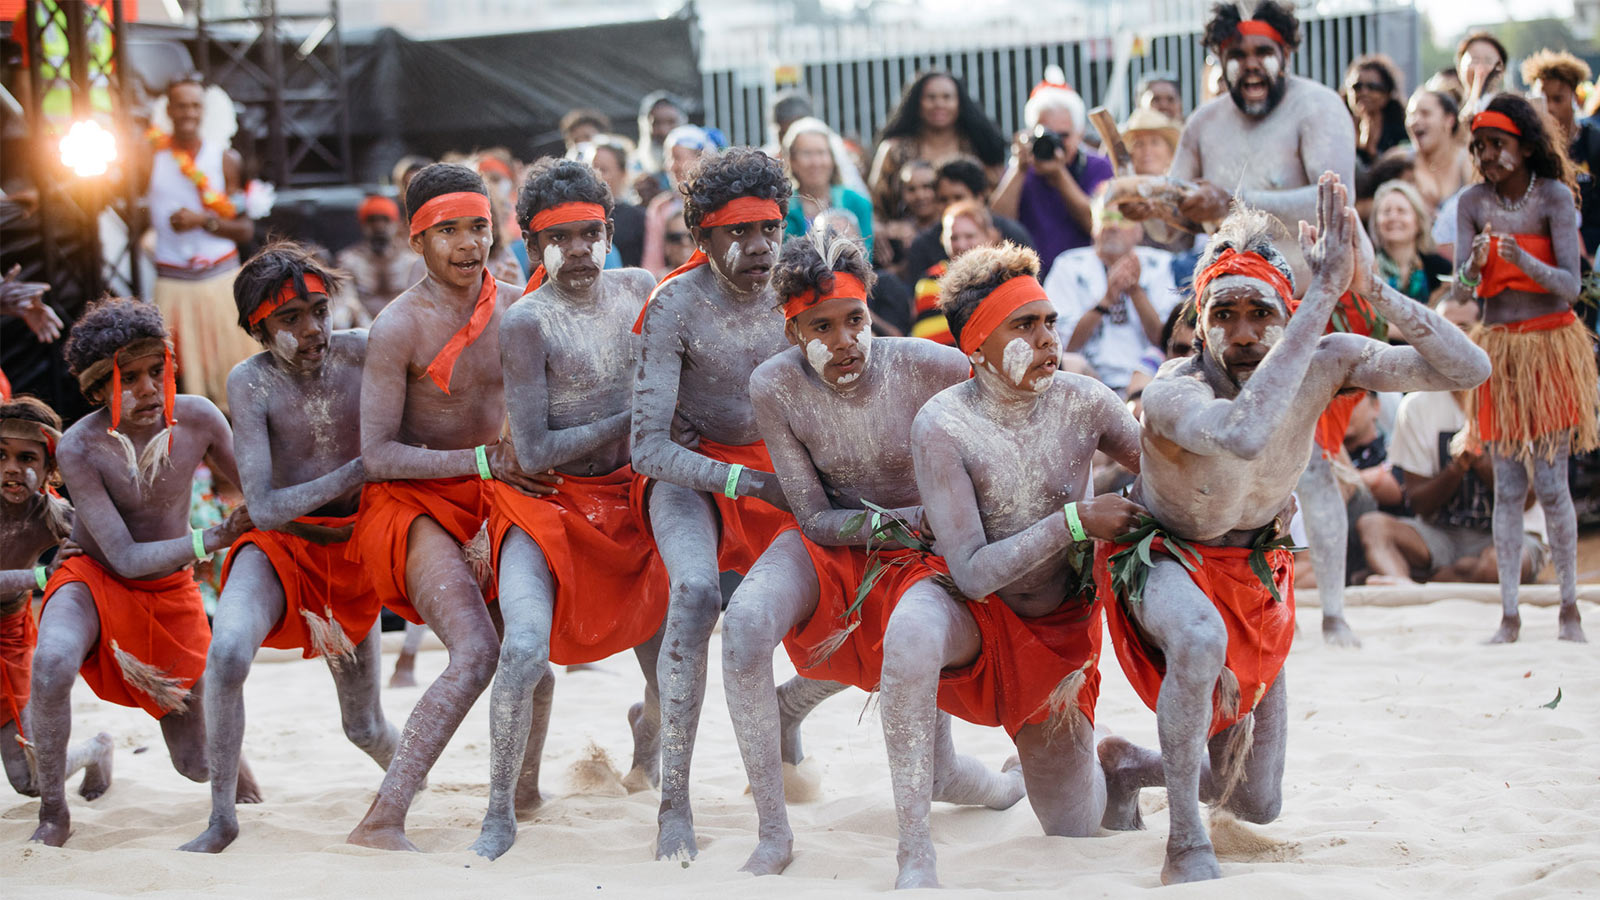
<box><xmin>181</xmin><ymin>244</ymin><xmax>398</xmax><ymax>853</ymax></box>
<box><xmin>473</xmin><ymin>159</ymin><xmax>668</xmax><ymax>860</ymax></box>
<box><xmin>1094</xmin><ymin>176</ymin><xmax>1489</xmax><ymax>884</ymax></box>
<box><xmin>723</xmin><ymin>229</ymin><xmax>1024</xmax><ymax>879</ymax></box>
<box><xmin>898</xmin><ymin>243</ymin><xmax>1147</xmax><ymax>888</ymax></box>
<box><xmin>32</xmin><ymin>298</ymin><xmax>255</xmax><ymax>846</ymax></box>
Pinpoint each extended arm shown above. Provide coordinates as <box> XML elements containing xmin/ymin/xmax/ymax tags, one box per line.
<box><xmin>1094</xmin><ymin>386</ymin><xmax>1143</xmax><ymax>473</ymax></box>
<box><xmin>1342</xmin><ymin>280</ymin><xmax>1491</xmax><ymax>393</ymax></box>
<box><xmin>502</xmin><ymin>306</ymin><xmax>630</xmax><ymax>474</ymax></box>
<box><xmin>226</xmin><ymin>366</ymin><xmax>364</xmax><ymax>532</ymax></box>
<box><xmin>1508</xmin><ymin>199</ymin><xmax>1582</xmax><ymax>298</ymax></box>
<box><xmin>359</xmin><ymin>315</ymin><xmax>478</xmax><ymax>480</ymax></box>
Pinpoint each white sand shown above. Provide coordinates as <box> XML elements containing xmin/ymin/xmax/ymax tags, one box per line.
<box><xmin>4</xmin><ymin>599</ymin><xmax>1597</xmax><ymax>898</ymax></box>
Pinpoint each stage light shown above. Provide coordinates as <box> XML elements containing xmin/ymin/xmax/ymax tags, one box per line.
<box><xmin>59</xmin><ymin>119</ymin><xmax>118</xmax><ymax>177</ymax></box>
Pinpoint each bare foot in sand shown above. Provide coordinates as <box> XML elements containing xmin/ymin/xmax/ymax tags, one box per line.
<box><xmin>347</xmin><ymin>820</ymin><xmax>420</xmax><ymax>852</ymax></box>
<box><xmin>1558</xmin><ymin>604</ymin><xmax>1587</xmax><ymax>642</ymax></box>
<box><xmin>470</xmin><ymin>813</ymin><xmax>516</xmax><ymax>861</ymax></box>
<box><xmin>739</xmin><ymin>834</ymin><xmax>793</xmax><ymax>876</ymax></box>
<box><xmin>931</xmin><ymin>753</ymin><xmax>1025</xmax><ymax>810</ymax></box>
<box><xmin>1162</xmin><ymin>842</ymin><xmax>1222</xmax><ymax>884</ymax></box>
<box><xmin>29</xmin><ymin>809</ymin><xmax>70</xmax><ymax>847</ymax></box>
<box><xmin>77</xmin><ymin>732</ymin><xmax>114</xmax><ymax>800</ymax></box>
<box><xmin>389</xmin><ymin>653</ymin><xmax>417</xmax><ymax>689</ymax></box>
<box><xmin>622</xmin><ymin>701</ymin><xmax>660</xmax><ymax>792</ymax></box>
<box><xmin>1098</xmin><ymin>736</ymin><xmax>1156</xmax><ymax>831</ymax></box>
<box><xmin>236</xmin><ymin>757</ymin><xmax>263</xmax><ymax>803</ymax></box>
<box><xmin>1488</xmin><ymin>613</ymin><xmax>1521</xmax><ymax>644</ymax></box>
<box><xmin>179</xmin><ymin>816</ymin><xmax>239</xmax><ymax>854</ymax></box>
<box><xmin>895</xmin><ymin>843</ymin><xmax>939</xmax><ymax>890</ymax></box>
<box><xmin>1321</xmin><ymin>615</ymin><xmax>1362</xmax><ymax>648</ymax></box>
<box><xmin>655</xmin><ymin>806</ymin><xmax>697</xmax><ymax>860</ymax></box>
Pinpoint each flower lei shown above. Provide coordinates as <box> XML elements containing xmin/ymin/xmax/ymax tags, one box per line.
<box><xmin>147</xmin><ymin>127</ymin><xmax>237</xmax><ymax>219</ymax></box>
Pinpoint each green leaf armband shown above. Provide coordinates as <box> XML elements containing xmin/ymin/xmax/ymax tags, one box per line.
<box><xmin>1063</xmin><ymin>502</ymin><xmax>1088</xmax><ymax>542</ymax></box>
<box><xmin>475</xmin><ymin>444</ymin><xmax>494</xmax><ymax>481</ymax></box>
<box><xmin>724</xmin><ymin>464</ymin><xmax>744</xmax><ymax>499</ymax></box>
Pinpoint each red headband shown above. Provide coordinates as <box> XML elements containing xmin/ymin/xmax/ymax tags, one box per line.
<box><xmin>1471</xmin><ymin>110</ymin><xmax>1521</xmax><ymax>136</ymax></box>
<box><xmin>357</xmin><ymin>195</ymin><xmax>400</xmax><ymax>222</ymax></box>
<box><xmin>783</xmin><ymin>272</ymin><xmax>868</xmax><ymax>320</ymax></box>
<box><xmin>699</xmin><ymin>197</ymin><xmax>782</xmax><ymax>229</ymax></box>
<box><xmin>409</xmin><ymin>191</ymin><xmax>492</xmax><ymax>237</ymax></box>
<box><xmin>478</xmin><ymin>157</ymin><xmax>514</xmax><ymax>181</ymax></box>
<box><xmin>1192</xmin><ymin>248</ymin><xmax>1293</xmax><ymax>312</ymax></box>
<box><xmin>529</xmin><ymin>201</ymin><xmax>607</xmax><ymax>234</ymax></box>
<box><xmin>1235</xmin><ymin>20</ymin><xmax>1288</xmax><ymax>46</ymax></box>
<box><xmin>958</xmin><ymin>275</ymin><xmax>1048</xmax><ymax>356</ymax></box>
<box><xmin>249</xmin><ymin>273</ymin><xmax>328</xmax><ymax>326</ymax></box>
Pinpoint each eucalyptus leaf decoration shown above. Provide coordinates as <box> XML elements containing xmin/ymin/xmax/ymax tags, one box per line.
<box><xmin>1107</xmin><ymin>516</ymin><xmax>1199</xmax><ymax>609</ymax></box>
<box><xmin>1247</xmin><ymin>523</ymin><xmax>1302</xmax><ymax>604</ymax></box>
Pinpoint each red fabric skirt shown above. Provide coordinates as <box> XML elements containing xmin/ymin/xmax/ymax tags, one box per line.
<box><xmin>348</xmin><ymin>476</ymin><xmax>494</xmax><ymax>625</ymax></box>
<box><xmin>222</xmin><ymin>513</ymin><xmax>382</xmax><ymax>659</ymax></box>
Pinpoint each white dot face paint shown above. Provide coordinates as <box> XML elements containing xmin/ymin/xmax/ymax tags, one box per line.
<box><xmin>543</xmin><ymin>243</ymin><xmax>565</xmax><ymax>279</ymax></box>
<box><xmin>1002</xmin><ymin>337</ymin><xmax>1033</xmax><ymax>387</ymax></box>
<box><xmin>1225</xmin><ymin>59</ymin><xmax>1242</xmax><ymax>85</ymax></box>
<box><xmin>804</xmin><ymin>338</ymin><xmax>832</xmax><ymax>377</ymax></box>
<box><xmin>1261</xmin><ymin>56</ymin><xmax>1280</xmax><ymax>79</ymax></box>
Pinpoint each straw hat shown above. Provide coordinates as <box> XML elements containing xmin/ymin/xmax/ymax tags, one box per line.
<box><xmin>1121</xmin><ymin>107</ymin><xmax>1182</xmax><ymax>149</ymax></box>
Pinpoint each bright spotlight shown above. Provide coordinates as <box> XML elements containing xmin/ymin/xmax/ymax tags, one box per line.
<box><xmin>59</xmin><ymin>119</ymin><xmax>118</xmax><ymax>177</ymax></box>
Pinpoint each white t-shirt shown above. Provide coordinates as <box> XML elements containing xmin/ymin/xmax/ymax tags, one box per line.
<box><xmin>1043</xmin><ymin>245</ymin><xmax>1180</xmax><ymax>392</ymax></box>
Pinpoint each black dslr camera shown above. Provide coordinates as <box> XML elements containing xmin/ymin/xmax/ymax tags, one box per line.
<box><xmin>1031</xmin><ymin>125</ymin><xmax>1063</xmax><ymax>161</ymax></box>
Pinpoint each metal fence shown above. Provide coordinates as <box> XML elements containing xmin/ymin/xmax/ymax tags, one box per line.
<box><xmin>701</xmin><ymin>4</ymin><xmax>1420</xmax><ymax>150</ymax></box>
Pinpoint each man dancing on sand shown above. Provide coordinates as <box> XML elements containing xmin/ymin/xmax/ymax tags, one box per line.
<box><xmin>722</xmin><ymin>227</ymin><xmax>1025</xmax><ymax>878</ymax></box>
<box><xmin>31</xmin><ymin>298</ymin><xmax>255</xmax><ymax>846</ymax></box>
<box><xmin>472</xmin><ymin>160</ymin><xmax>667</xmax><ymax>860</ymax></box>
<box><xmin>1095</xmin><ymin>176</ymin><xmax>1489</xmax><ymax>884</ymax></box>
<box><xmin>181</xmin><ymin>244</ymin><xmax>398</xmax><ymax>853</ymax></box>
<box><xmin>345</xmin><ymin>163</ymin><xmax>552</xmax><ymax>852</ymax></box>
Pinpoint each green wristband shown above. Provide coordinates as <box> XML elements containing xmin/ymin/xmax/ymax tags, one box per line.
<box><xmin>1063</xmin><ymin>502</ymin><xmax>1088</xmax><ymax>542</ymax></box>
<box><xmin>1456</xmin><ymin>268</ymin><xmax>1480</xmax><ymax>288</ymax></box>
<box><xmin>35</xmin><ymin>566</ymin><xmax>48</xmax><ymax>591</ymax></box>
<box><xmin>192</xmin><ymin>527</ymin><xmax>208</xmax><ymax>561</ymax></box>
<box><xmin>724</xmin><ymin>463</ymin><xmax>744</xmax><ymax>499</ymax></box>
<box><xmin>475</xmin><ymin>444</ymin><xmax>494</xmax><ymax>481</ymax></box>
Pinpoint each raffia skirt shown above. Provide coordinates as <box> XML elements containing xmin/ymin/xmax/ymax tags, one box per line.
<box><xmin>1468</xmin><ymin>310</ymin><xmax>1600</xmax><ymax>463</ymax></box>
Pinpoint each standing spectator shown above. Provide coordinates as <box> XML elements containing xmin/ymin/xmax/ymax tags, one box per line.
<box><xmin>900</xmin><ymin>158</ymin><xmax>1032</xmax><ymax>283</ymax></box>
<box><xmin>1042</xmin><ymin>205</ymin><xmax>1179</xmax><ymax>395</ymax></box>
<box><xmin>559</xmin><ymin>108</ymin><xmax>611</xmax><ymax>154</ymax></box>
<box><xmin>867</xmin><ymin>71</ymin><xmax>1007</xmax><ymax>220</ymax></box>
<box><xmin>1121</xmin><ymin>108</ymin><xmax>1193</xmax><ymax>256</ymax></box>
<box><xmin>143</xmin><ymin>75</ymin><xmax>259</xmax><ymax>414</ymax></box>
<box><xmin>1370</xmin><ymin>180</ymin><xmax>1450</xmax><ymax>305</ymax></box>
<box><xmin>1456</xmin><ymin>31</ymin><xmax>1507</xmax><ymax>107</ymax></box>
<box><xmin>1345</xmin><ymin>54</ymin><xmax>1409</xmax><ymax>167</ymax></box>
<box><xmin>991</xmin><ymin>77</ymin><xmax>1112</xmax><ymax>278</ymax></box>
<box><xmin>876</xmin><ymin>159</ymin><xmax>939</xmax><ymax>276</ymax></box>
<box><xmin>336</xmin><ymin>194</ymin><xmax>417</xmax><ymax>320</ymax></box>
<box><xmin>1521</xmin><ymin>50</ymin><xmax>1600</xmax><ymax>261</ymax></box>
<box><xmin>782</xmin><ymin>117</ymin><xmax>875</xmax><ymax>256</ymax></box>
<box><xmin>767</xmin><ymin>89</ymin><xmax>813</xmax><ymax>153</ymax></box>
<box><xmin>632</xmin><ymin>91</ymin><xmax>687</xmax><ymax>204</ymax></box>
<box><xmin>1137</xmin><ymin>72</ymin><xmax>1185</xmax><ymax>122</ymax></box>
<box><xmin>639</xmin><ymin>124</ymin><xmax>715</xmax><ymax>277</ymax></box>
<box><xmin>1407</xmin><ymin>89</ymin><xmax>1472</xmax><ymax>213</ymax></box>
<box><xmin>576</xmin><ymin>139</ymin><xmax>647</xmax><ymax>267</ymax></box>
<box><xmin>1425</xmin><ymin>67</ymin><xmax>1465</xmax><ymax>105</ymax></box>
<box><xmin>661</xmin><ymin>214</ymin><xmax>695</xmax><ymax>271</ymax></box>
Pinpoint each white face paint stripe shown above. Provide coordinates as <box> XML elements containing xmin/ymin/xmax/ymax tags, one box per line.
<box><xmin>543</xmin><ymin>242</ymin><xmax>564</xmax><ymax>278</ymax></box>
<box><xmin>1002</xmin><ymin>338</ymin><xmax>1033</xmax><ymax>387</ymax></box>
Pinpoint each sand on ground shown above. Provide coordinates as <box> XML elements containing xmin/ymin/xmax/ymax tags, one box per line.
<box><xmin>2</xmin><ymin>598</ymin><xmax>1597</xmax><ymax>899</ymax></box>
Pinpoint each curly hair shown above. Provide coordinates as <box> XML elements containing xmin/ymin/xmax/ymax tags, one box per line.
<box><xmin>233</xmin><ymin>241</ymin><xmax>344</xmax><ymax>334</ymax></box>
<box><xmin>935</xmin><ymin>158</ymin><xmax>988</xmax><ymax>200</ymax></box>
<box><xmin>877</xmin><ymin>71</ymin><xmax>1007</xmax><ymax>168</ymax></box>
<box><xmin>768</xmin><ymin>227</ymin><xmax>876</xmax><ymax>313</ymax></box>
<box><xmin>1192</xmin><ymin>205</ymin><xmax>1295</xmax><ymax>308</ymax></box>
<box><xmin>1202</xmin><ymin>0</ymin><xmax>1301</xmax><ymax>54</ymax></box>
<box><xmin>63</xmin><ymin>298</ymin><xmax>168</xmax><ymax>386</ymax></box>
<box><xmin>1473</xmin><ymin>93</ymin><xmax>1578</xmax><ymax>203</ymax></box>
<box><xmin>515</xmin><ymin>158</ymin><xmax>614</xmax><ymax>234</ymax></box>
<box><xmin>938</xmin><ymin>242</ymin><xmax>1040</xmax><ymax>347</ymax></box>
<box><xmin>1521</xmin><ymin>49</ymin><xmax>1592</xmax><ymax>91</ymax></box>
<box><xmin>403</xmin><ymin>162</ymin><xmax>488</xmax><ymax>221</ymax></box>
<box><xmin>680</xmin><ymin>147</ymin><xmax>792</xmax><ymax>232</ymax></box>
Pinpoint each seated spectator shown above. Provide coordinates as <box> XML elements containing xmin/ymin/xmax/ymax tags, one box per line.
<box><xmin>1406</xmin><ymin>88</ymin><xmax>1472</xmax><ymax>213</ymax></box>
<box><xmin>560</xmin><ymin>108</ymin><xmax>611</xmax><ymax>154</ymax></box>
<box><xmin>336</xmin><ymin>194</ymin><xmax>418</xmax><ymax>320</ymax></box>
<box><xmin>575</xmin><ymin>138</ymin><xmax>646</xmax><ymax>267</ymax></box>
<box><xmin>1355</xmin><ymin>146</ymin><xmax>1415</xmax><ymax>223</ymax></box>
<box><xmin>868</xmin><ymin>71</ymin><xmax>1007</xmax><ymax>221</ymax></box>
<box><xmin>1345</xmin><ymin>54</ymin><xmax>1409</xmax><ymax>167</ymax></box>
<box><xmin>1344</xmin><ymin>390</ymin><xmax>1404</xmax><ymax>512</ymax></box>
<box><xmin>662</xmin><ymin>213</ymin><xmax>695</xmax><ymax>271</ymax></box>
<box><xmin>1042</xmin><ymin>204</ymin><xmax>1179</xmax><ymax>395</ymax></box>
<box><xmin>1522</xmin><ymin>50</ymin><xmax>1600</xmax><ymax>259</ymax></box>
<box><xmin>1121</xmin><ymin>107</ymin><xmax>1196</xmax><ymax>255</ymax></box>
<box><xmin>640</xmin><ymin>124</ymin><xmax>716</xmax><ymax>277</ymax></box>
<box><xmin>782</xmin><ymin>117</ymin><xmax>875</xmax><ymax>256</ymax></box>
<box><xmin>991</xmin><ymin>75</ymin><xmax>1112</xmax><ymax>277</ymax></box>
<box><xmin>1356</xmin><ymin>297</ymin><xmax>1549</xmax><ymax>585</ymax></box>
<box><xmin>816</xmin><ymin>207</ymin><xmax>913</xmax><ymax>336</ymax></box>
<box><xmin>1370</xmin><ymin>180</ymin><xmax>1450</xmax><ymax>306</ymax></box>
<box><xmin>901</xmin><ymin>158</ymin><xmax>1033</xmax><ymax>281</ymax></box>
<box><xmin>909</xmin><ymin>200</ymin><xmax>1000</xmax><ymax>345</ymax></box>
<box><xmin>875</xmin><ymin>159</ymin><xmax>939</xmax><ymax>277</ymax></box>
<box><xmin>1137</xmin><ymin>71</ymin><xmax>1184</xmax><ymax>122</ymax></box>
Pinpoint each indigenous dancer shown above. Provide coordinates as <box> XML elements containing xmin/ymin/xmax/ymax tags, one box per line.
<box><xmin>1095</xmin><ymin>176</ymin><xmax>1488</xmax><ymax>884</ymax></box>
<box><xmin>1456</xmin><ymin>94</ymin><xmax>1595</xmax><ymax>643</ymax></box>
<box><xmin>0</xmin><ymin>397</ymin><xmax>112</xmax><ymax>798</ymax></box>
<box><xmin>723</xmin><ymin>228</ymin><xmax>1025</xmax><ymax>878</ymax></box>
<box><xmin>472</xmin><ymin>160</ymin><xmax>667</xmax><ymax>860</ymax></box>
<box><xmin>180</xmin><ymin>245</ymin><xmax>398</xmax><ymax>853</ymax></box>
<box><xmin>896</xmin><ymin>242</ymin><xmax>1146</xmax><ymax>888</ymax></box>
<box><xmin>31</xmin><ymin>298</ymin><xmax>257</xmax><ymax>846</ymax></box>
<box><xmin>345</xmin><ymin>163</ymin><xmax>553</xmax><ymax>851</ymax></box>
<box><xmin>631</xmin><ymin>148</ymin><xmax>821</xmax><ymax>859</ymax></box>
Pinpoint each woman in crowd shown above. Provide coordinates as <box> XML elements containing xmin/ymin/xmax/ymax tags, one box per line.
<box><xmin>868</xmin><ymin>71</ymin><xmax>1007</xmax><ymax>221</ymax></box>
<box><xmin>1346</xmin><ymin>54</ymin><xmax>1409</xmax><ymax>167</ymax></box>
<box><xmin>1371</xmin><ymin>180</ymin><xmax>1450</xmax><ymax>306</ymax></box>
<box><xmin>782</xmin><ymin>117</ymin><xmax>875</xmax><ymax>256</ymax></box>
<box><xmin>1407</xmin><ymin>89</ymin><xmax>1474</xmax><ymax>213</ymax></box>
<box><xmin>639</xmin><ymin>124</ymin><xmax>717</xmax><ymax>277</ymax></box>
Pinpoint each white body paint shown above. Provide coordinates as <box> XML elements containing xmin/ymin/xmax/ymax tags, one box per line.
<box><xmin>1001</xmin><ymin>338</ymin><xmax>1033</xmax><ymax>388</ymax></box>
<box><xmin>543</xmin><ymin>243</ymin><xmax>565</xmax><ymax>279</ymax></box>
<box><xmin>590</xmin><ymin>239</ymin><xmax>608</xmax><ymax>270</ymax></box>
<box><xmin>1261</xmin><ymin>324</ymin><xmax>1285</xmax><ymax>348</ymax></box>
<box><xmin>23</xmin><ymin>468</ymin><xmax>40</xmax><ymax>491</ymax></box>
<box><xmin>723</xmin><ymin>242</ymin><xmax>743</xmax><ymax>272</ymax></box>
<box><xmin>1225</xmin><ymin>59</ymin><xmax>1242</xmax><ymax>84</ymax></box>
<box><xmin>1262</xmin><ymin>56</ymin><xmax>1281</xmax><ymax>79</ymax></box>
<box><xmin>804</xmin><ymin>338</ymin><xmax>832</xmax><ymax>377</ymax></box>
<box><xmin>271</xmin><ymin>329</ymin><xmax>299</xmax><ymax>364</ymax></box>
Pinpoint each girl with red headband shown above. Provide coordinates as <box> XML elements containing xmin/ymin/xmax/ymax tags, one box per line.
<box><xmin>0</xmin><ymin>395</ymin><xmax>113</xmax><ymax>802</ymax></box>
<box><xmin>179</xmin><ymin>243</ymin><xmax>397</xmax><ymax>854</ymax></box>
<box><xmin>472</xmin><ymin>160</ymin><xmax>667</xmax><ymax>861</ymax></box>
<box><xmin>1457</xmin><ymin>92</ymin><xmax>1594</xmax><ymax>644</ymax></box>
<box><xmin>31</xmin><ymin>298</ymin><xmax>256</xmax><ymax>847</ymax></box>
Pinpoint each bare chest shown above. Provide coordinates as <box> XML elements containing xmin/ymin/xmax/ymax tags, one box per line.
<box><xmin>263</xmin><ymin>373</ymin><xmax>363</xmax><ymax>480</ymax></box>
<box><xmin>675</xmin><ymin>311</ymin><xmax>789</xmax><ymax>432</ymax></box>
<box><xmin>1194</xmin><ymin>113</ymin><xmax>1309</xmax><ymax>193</ymax></box>
<box><xmin>0</xmin><ymin>511</ymin><xmax>56</xmax><ymax>570</ymax></box>
<box><xmin>787</xmin><ymin>382</ymin><xmax>923</xmax><ymax>507</ymax></box>
<box><xmin>537</xmin><ymin>303</ymin><xmax>638</xmax><ymax>425</ymax></box>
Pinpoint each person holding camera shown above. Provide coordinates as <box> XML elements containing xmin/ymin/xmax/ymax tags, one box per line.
<box><xmin>990</xmin><ymin>75</ymin><xmax>1112</xmax><ymax>278</ymax></box>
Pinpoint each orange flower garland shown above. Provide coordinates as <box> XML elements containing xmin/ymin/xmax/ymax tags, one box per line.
<box><xmin>147</xmin><ymin>127</ymin><xmax>237</xmax><ymax>219</ymax></box>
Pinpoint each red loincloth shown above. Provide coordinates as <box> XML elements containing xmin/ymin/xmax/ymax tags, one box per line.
<box><xmin>348</xmin><ymin>476</ymin><xmax>494</xmax><ymax>625</ymax></box>
<box><xmin>631</xmin><ymin>438</ymin><xmax>795</xmax><ymax>576</ymax></box>
<box><xmin>42</xmin><ymin>556</ymin><xmax>209</xmax><ymax>720</ymax></box>
<box><xmin>1</xmin><ymin>604</ymin><xmax>37</xmax><ymax>734</ymax></box>
<box><xmin>220</xmin><ymin>514</ymin><xmax>382</xmax><ymax>660</ymax></box>
<box><xmin>1477</xmin><ymin>235</ymin><xmax>1555</xmax><ymax>298</ymax></box>
<box><xmin>1095</xmin><ymin>539</ymin><xmax>1295</xmax><ymax>737</ymax></box>
<box><xmin>487</xmin><ymin>467</ymin><xmax>669</xmax><ymax>665</ymax></box>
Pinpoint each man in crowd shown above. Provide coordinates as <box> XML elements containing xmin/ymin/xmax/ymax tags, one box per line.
<box><xmin>336</xmin><ymin>195</ymin><xmax>418</xmax><ymax>321</ymax></box>
<box><xmin>1139</xmin><ymin>72</ymin><xmax>1186</xmax><ymax>122</ymax></box>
